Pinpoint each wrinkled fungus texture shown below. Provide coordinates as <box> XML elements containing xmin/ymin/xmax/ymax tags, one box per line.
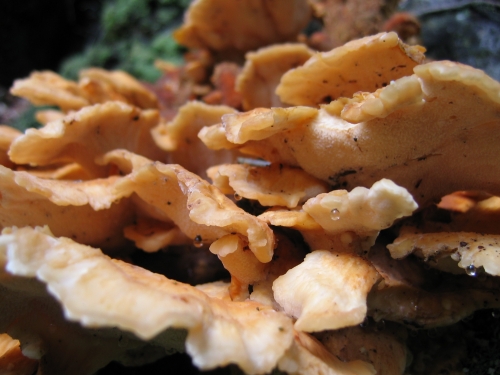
<box><xmin>3</xmin><ymin>17</ymin><xmax>500</xmax><ymax>375</ymax></box>
<box><xmin>236</xmin><ymin>43</ymin><xmax>314</xmax><ymax>110</ymax></box>
<box><xmin>115</xmin><ymin>162</ymin><xmax>275</xmax><ymax>263</ymax></box>
<box><xmin>9</xmin><ymin>102</ymin><xmax>165</xmax><ymax>177</ymax></box>
<box><xmin>174</xmin><ymin>0</ymin><xmax>312</xmax><ymax>54</ymax></box>
<box><xmin>0</xmin><ymin>165</ymin><xmax>132</xmax><ymax>251</ymax></box>
<box><xmin>388</xmin><ymin>232</ymin><xmax>500</xmax><ymax>276</ymax></box>
<box><xmin>273</xmin><ymin>250</ymin><xmax>380</xmax><ymax>332</ymax></box>
<box><xmin>208</xmin><ymin>163</ymin><xmax>328</xmax><ymax>208</ymax></box>
<box><xmin>303</xmin><ymin>178</ymin><xmax>418</xmax><ymax>241</ymax></box>
<box><xmin>204</xmin><ymin>61</ymin><xmax>500</xmax><ymax>208</ymax></box>
<box><xmin>0</xmin><ymin>226</ymin><xmax>292</xmax><ymax>375</ymax></box>
<box><xmin>10</xmin><ymin>69</ymin><xmax>158</xmax><ymax>112</ymax></box>
<box><xmin>152</xmin><ymin>101</ymin><xmax>239</xmax><ymax>179</ymax></box>
<box><xmin>276</xmin><ymin>32</ymin><xmax>425</xmax><ymax>106</ymax></box>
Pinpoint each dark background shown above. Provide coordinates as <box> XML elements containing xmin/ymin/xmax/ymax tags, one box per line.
<box><xmin>0</xmin><ymin>1</ymin><xmax>500</xmax><ymax>374</ymax></box>
<box><xmin>1</xmin><ymin>0</ymin><xmax>500</xmax><ymax>90</ymax></box>
<box><xmin>0</xmin><ymin>0</ymin><xmax>103</xmax><ymax>88</ymax></box>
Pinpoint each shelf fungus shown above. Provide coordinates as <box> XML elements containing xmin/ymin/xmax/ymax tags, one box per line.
<box><xmin>276</xmin><ymin>32</ymin><xmax>425</xmax><ymax>107</ymax></box>
<box><xmin>0</xmin><ymin>125</ymin><xmax>21</xmax><ymax>169</ymax></box>
<box><xmin>10</xmin><ymin>69</ymin><xmax>158</xmax><ymax>113</ymax></box>
<box><xmin>367</xmin><ymin>245</ymin><xmax>500</xmax><ymax>328</ymax></box>
<box><xmin>10</xmin><ymin>71</ymin><xmax>90</xmax><ymax>112</ymax></box>
<box><xmin>114</xmin><ymin>161</ymin><xmax>275</xmax><ymax>263</ymax></box>
<box><xmin>236</xmin><ymin>43</ymin><xmax>314</xmax><ymax>110</ymax></box>
<box><xmin>208</xmin><ymin>163</ymin><xmax>328</xmax><ymax>208</ymax></box>
<box><xmin>151</xmin><ymin>101</ymin><xmax>240</xmax><ymax>179</ymax></box>
<box><xmin>174</xmin><ymin>0</ymin><xmax>312</xmax><ymax>55</ymax></box>
<box><xmin>259</xmin><ymin>179</ymin><xmax>417</xmax><ymax>254</ymax></box>
<box><xmin>303</xmin><ymin>179</ymin><xmax>418</xmax><ymax>248</ymax></box>
<box><xmin>201</xmin><ymin>61</ymin><xmax>500</xmax><ymax>208</ymax></box>
<box><xmin>273</xmin><ymin>250</ymin><xmax>381</xmax><ymax>332</ymax></box>
<box><xmin>0</xmin><ymin>164</ymin><xmax>133</xmax><ymax>251</ymax></box>
<box><xmin>78</xmin><ymin>68</ymin><xmax>159</xmax><ymax>109</ymax></box>
<box><xmin>3</xmin><ymin>16</ymin><xmax>500</xmax><ymax>373</ymax></box>
<box><xmin>8</xmin><ymin>102</ymin><xmax>166</xmax><ymax>178</ymax></box>
<box><xmin>0</xmin><ymin>226</ymin><xmax>292</xmax><ymax>375</ymax></box>
<box><xmin>387</xmin><ymin>232</ymin><xmax>500</xmax><ymax>277</ymax></box>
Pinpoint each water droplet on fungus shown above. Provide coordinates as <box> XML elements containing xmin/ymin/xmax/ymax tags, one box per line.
<box><xmin>466</xmin><ymin>264</ymin><xmax>477</xmax><ymax>277</ymax></box>
<box><xmin>330</xmin><ymin>208</ymin><xmax>340</xmax><ymax>220</ymax></box>
<box><xmin>194</xmin><ymin>235</ymin><xmax>203</xmax><ymax>248</ymax></box>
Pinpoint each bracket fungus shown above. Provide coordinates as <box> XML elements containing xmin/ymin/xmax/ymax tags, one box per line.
<box><xmin>236</xmin><ymin>43</ymin><xmax>314</xmax><ymax>110</ymax></box>
<box><xmin>114</xmin><ymin>161</ymin><xmax>275</xmax><ymax>263</ymax></box>
<box><xmin>10</xmin><ymin>69</ymin><xmax>158</xmax><ymax>112</ymax></box>
<box><xmin>152</xmin><ymin>101</ymin><xmax>240</xmax><ymax>179</ymax></box>
<box><xmin>174</xmin><ymin>0</ymin><xmax>312</xmax><ymax>54</ymax></box>
<box><xmin>3</xmin><ymin>6</ymin><xmax>500</xmax><ymax>372</ymax></box>
<box><xmin>387</xmin><ymin>232</ymin><xmax>500</xmax><ymax>277</ymax></box>
<box><xmin>0</xmin><ymin>226</ymin><xmax>293</xmax><ymax>375</ymax></box>
<box><xmin>303</xmin><ymin>178</ymin><xmax>418</xmax><ymax>245</ymax></box>
<box><xmin>367</xmin><ymin>245</ymin><xmax>500</xmax><ymax>328</ymax></box>
<box><xmin>208</xmin><ymin>163</ymin><xmax>328</xmax><ymax>208</ymax></box>
<box><xmin>10</xmin><ymin>71</ymin><xmax>90</xmax><ymax>112</ymax></box>
<box><xmin>202</xmin><ymin>60</ymin><xmax>500</xmax><ymax>208</ymax></box>
<box><xmin>8</xmin><ymin>102</ymin><xmax>166</xmax><ymax>178</ymax></box>
<box><xmin>0</xmin><ymin>125</ymin><xmax>21</xmax><ymax>169</ymax></box>
<box><xmin>258</xmin><ymin>179</ymin><xmax>417</xmax><ymax>254</ymax></box>
<box><xmin>78</xmin><ymin>68</ymin><xmax>159</xmax><ymax>109</ymax></box>
<box><xmin>273</xmin><ymin>250</ymin><xmax>380</xmax><ymax>332</ymax></box>
<box><xmin>276</xmin><ymin>32</ymin><xmax>425</xmax><ymax>107</ymax></box>
<box><xmin>0</xmin><ymin>165</ymin><xmax>133</xmax><ymax>251</ymax></box>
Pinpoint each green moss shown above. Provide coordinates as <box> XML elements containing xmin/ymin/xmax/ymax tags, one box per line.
<box><xmin>59</xmin><ymin>0</ymin><xmax>189</xmax><ymax>82</ymax></box>
<box><xmin>102</xmin><ymin>0</ymin><xmax>151</xmax><ymax>40</ymax></box>
<box><xmin>59</xmin><ymin>45</ymin><xmax>113</xmax><ymax>81</ymax></box>
<box><xmin>11</xmin><ymin>105</ymin><xmax>55</xmax><ymax>132</ymax></box>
